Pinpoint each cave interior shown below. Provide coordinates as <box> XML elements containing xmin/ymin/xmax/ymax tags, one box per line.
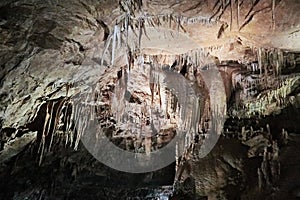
<box><xmin>0</xmin><ymin>0</ymin><xmax>300</xmax><ymax>199</ymax></box>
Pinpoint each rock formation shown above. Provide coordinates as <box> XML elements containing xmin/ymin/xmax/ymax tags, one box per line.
<box><xmin>0</xmin><ymin>0</ymin><xmax>299</xmax><ymax>199</ymax></box>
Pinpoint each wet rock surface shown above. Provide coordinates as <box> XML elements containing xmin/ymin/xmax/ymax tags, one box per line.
<box><xmin>0</xmin><ymin>0</ymin><xmax>300</xmax><ymax>199</ymax></box>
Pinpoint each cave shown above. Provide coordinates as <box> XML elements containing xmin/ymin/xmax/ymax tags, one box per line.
<box><xmin>0</xmin><ymin>0</ymin><xmax>300</xmax><ymax>199</ymax></box>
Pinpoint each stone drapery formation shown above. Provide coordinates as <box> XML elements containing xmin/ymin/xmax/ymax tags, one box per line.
<box><xmin>0</xmin><ymin>0</ymin><xmax>300</xmax><ymax>199</ymax></box>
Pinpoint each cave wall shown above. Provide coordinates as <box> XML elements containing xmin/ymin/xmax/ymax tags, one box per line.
<box><xmin>0</xmin><ymin>0</ymin><xmax>300</xmax><ymax>199</ymax></box>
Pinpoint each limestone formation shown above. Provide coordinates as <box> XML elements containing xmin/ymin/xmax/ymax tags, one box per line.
<box><xmin>0</xmin><ymin>0</ymin><xmax>299</xmax><ymax>199</ymax></box>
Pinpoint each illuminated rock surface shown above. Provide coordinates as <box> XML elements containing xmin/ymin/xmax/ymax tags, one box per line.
<box><xmin>0</xmin><ymin>0</ymin><xmax>300</xmax><ymax>199</ymax></box>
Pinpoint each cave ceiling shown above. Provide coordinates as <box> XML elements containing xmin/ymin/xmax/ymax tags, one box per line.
<box><xmin>0</xmin><ymin>0</ymin><xmax>300</xmax><ymax>199</ymax></box>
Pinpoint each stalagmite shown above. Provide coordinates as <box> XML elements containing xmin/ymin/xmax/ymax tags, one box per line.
<box><xmin>280</xmin><ymin>128</ymin><xmax>288</xmax><ymax>144</ymax></box>
<box><xmin>258</xmin><ymin>168</ymin><xmax>263</xmax><ymax>191</ymax></box>
<box><xmin>266</xmin><ymin>124</ymin><xmax>270</xmax><ymax>135</ymax></box>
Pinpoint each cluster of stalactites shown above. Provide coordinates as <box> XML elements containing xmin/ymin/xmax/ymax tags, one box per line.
<box><xmin>140</xmin><ymin>48</ymin><xmax>213</xmax><ymax>71</ymax></box>
<box><xmin>243</xmin><ymin>47</ymin><xmax>299</xmax><ymax>77</ymax></box>
<box><xmin>230</xmin><ymin>46</ymin><xmax>299</xmax><ymax>117</ymax></box>
<box><xmin>102</xmin><ymin>0</ymin><xmax>230</xmax><ymax>69</ymax></box>
<box><xmin>148</xmin><ymin>59</ymin><xmax>202</xmax><ymax>147</ymax></box>
<box><xmin>146</xmin><ymin>53</ymin><xmax>204</xmax><ymax>130</ymax></box>
<box><xmin>146</xmin><ymin>55</ymin><xmax>205</xmax><ymax>164</ymax></box>
<box><xmin>145</xmin><ymin>49</ymin><xmax>225</xmax><ymax>147</ymax></box>
<box><xmin>243</xmin><ymin>75</ymin><xmax>299</xmax><ymax>116</ymax></box>
<box><xmin>35</xmin><ymin>89</ymin><xmax>95</xmax><ymax>165</ymax></box>
<box><xmin>107</xmin><ymin>52</ymin><xmax>204</xmax><ymax>157</ymax></box>
<box><xmin>256</xmin><ymin>47</ymin><xmax>297</xmax><ymax>76</ymax></box>
<box><xmin>108</xmin><ymin>60</ymin><xmax>166</xmax><ymax>138</ymax></box>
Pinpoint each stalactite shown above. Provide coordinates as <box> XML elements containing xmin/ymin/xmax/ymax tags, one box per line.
<box><xmin>277</xmin><ymin>49</ymin><xmax>284</xmax><ymax>75</ymax></box>
<box><xmin>64</xmin><ymin>101</ymin><xmax>73</xmax><ymax>147</ymax></box>
<box><xmin>125</xmin><ymin>14</ymin><xmax>129</xmax><ymax>45</ymax></box>
<box><xmin>101</xmin><ymin>35</ymin><xmax>112</xmax><ymax>66</ymax></box>
<box><xmin>177</xmin><ymin>16</ymin><xmax>180</xmax><ymax>33</ymax></box>
<box><xmin>72</xmin><ymin>102</ymin><xmax>80</xmax><ymax>146</ymax></box>
<box><xmin>49</xmin><ymin>100</ymin><xmax>65</xmax><ymax>152</ymax></box>
<box><xmin>74</xmin><ymin>105</ymin><xmax>89</xmax><ymax>150</ymax></box>
<box><xmin>73</xmin><ymin>105</ymin><xmax>81</xmax><ymax>148</ymax></box>
<box><xmin>138</xmin><ymin>18</ymin><xmax>143</xmax><ymax>49</ymax></box>
<box><xmin>177</xmin><ymin>16</ymin><xmax>187</xmax><ymax>33</ymax></box>
<box><xmin>230</xmin><ymin>0</ymin><xmax>233</xmax><ymax>31</ymax></box>
<box><xmin>237</xmin><ymin>0</ymin><xmax>240</xmax><ymax>30</ymax></box>
<box><xmin>222</xmin><ymin>0</ymin><xmax>225</xmax><ymax>10</ymax></box>
<box><xmin>217</xmin><ymin>23</ymin><xmax>228</xmax><ymax>38</ymax></box>
<box><xmin>47</xmin><ymin>102</ymin><xmax>55</xmax><ymax>145</ymax></box>
<box><xmin>38</xmin><ymin>102</ymin><xmax>50</xmax><ymax>166</ymax></box>
<box><xmin>111</xmin><ymin>25</ymin><xmax>119</xmax><ymax>66</ymax></box>
<box><xmin>258</xmin><ymin>48</ymin><xmax>263</xmax><ymax>76</ymax></box>
<box><xmin>272</xmin><ymin>0</ymin><xmax>275</xmax><ymax>30</ymax></box>
<box><xmin>265</xmin><ymin>49</ymin><xmax>269</xmax><ymax>78</ymax></box>
<box><xmin>169</xmin><ymin>14</ymin><xmax>172</xmax><ymax>29</ymax></box>
<box><xmin>55</xmin><ymin>101</ymin><xmax>69</xmax><ymax>145</ymax></box>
